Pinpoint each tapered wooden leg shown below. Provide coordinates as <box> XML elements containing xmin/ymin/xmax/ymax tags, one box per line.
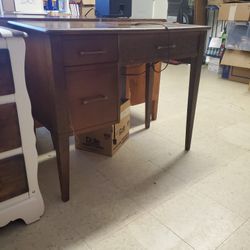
<box><xmin>145</xmin><ymin>63</ymin><xmax>154</xmax><ymax>129</ymax></box>
<box><xmin>185</xmin><ymin>34</ymin><xmax>206</xmax><ymax>151</ymax></box>
<box><xmin>52</xmin><ymin>133</ymin><xmax>70</xmax><ymax>202</ymax></box>
<box><xmin>152</xmin><ymin>100</ymin><xmax>159</xmax><ymax>121</ymax></box>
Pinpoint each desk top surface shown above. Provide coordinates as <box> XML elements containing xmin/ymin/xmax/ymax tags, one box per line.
<box><xmin>8</xmin><ymin>20</ymin><xmax>209</xmax><ymax>34</ymax></box>
<box><xmin>1</xmin><ymin>14</ymin><xmax>82</xmax><ymax>20</ymax></box>
<box><xmin>0</xmin><ymin>14</ymin><xmax>165</xmax><ymax>22</ymax></box>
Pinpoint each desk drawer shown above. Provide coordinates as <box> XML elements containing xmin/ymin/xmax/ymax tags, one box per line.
<box><xmin>119</xmin><ymin>34</ymin><xmax>163</xmax><ymax>64</ymax></box>
<box><xmin>66</xmin><ymin>63</ymin><xmax>119</xmax><ymax>132</ymax></box>
<box><xmin>168</xmin><ymin>31</ymin><xmax>199</xmax><ymax>59</ymax></box>
<box><xmin>119</xmin><ymin>31</ymin><xmax>199</xmax><ymax>64</ymax></box>
<box><xmin>0</xmin><ymin>50</ymin><xmax>15</xmax><ymax>96</ymax></box>
<box><xmin>63</xmin><ymin>35</ymin><xmax>118</xmax><ymax>66</ymax></box>
<box><xmin>0</xmin><ymin>155</ymin><xmax>28</xmax><ymax>202</ymax></box>
<box><xmin>0</xmin><ymin>104</ymin><xmax>21</xmax><ymax>153</ymax></box>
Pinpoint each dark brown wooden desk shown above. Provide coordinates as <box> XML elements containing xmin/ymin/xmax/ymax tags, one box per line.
<box><xmin>0</xmin><ymin>14</ymin><xmax>165</xmax><ymax>26</ymax></box>
<box><xmin>8</xmin><ymin>20</ymin><xmax>208</xmax><ymax>202</ymax></box>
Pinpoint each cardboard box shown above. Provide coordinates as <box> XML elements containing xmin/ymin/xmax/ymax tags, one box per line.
<box><xmin>223</xmin><ymin>0</ymin><xmax>242</xmax><ymax>3</ymax></box>
<box><xmin>229</xmin><ymin>66</ymin><xmax>250</xmax><ymax>84</ymax></box>
<box><xmin>75</xmin><ymin>100</ymin><xmax>130</xmax><ymax>156</ymax></box>
<box><xmin>83</xmin><ymin>0</ymin><xmax>95</xmax><ymax>5</ymax></box>
<box><xmin>221</xmin><ymin>49</ymin><xmax>250</xmax><ymax>68</ymax></box>
<box><xmin>208</xmin><ymin>0</ymin><xmax>224</xmax><ymax>6</ymax></box>
<box><xmin>221</xmin><ymin>49</ymin><xmax>250</xmax><ymax>83</ymax></box>
<box><xmin>218</xmin><ymin>3</ymin><xmax>250</xmax><ymax>21</ymax></box>
<box><xmin>82</xmin><ymin>6</ymin><xmax>96</xmax><ymax>18</ymax></box>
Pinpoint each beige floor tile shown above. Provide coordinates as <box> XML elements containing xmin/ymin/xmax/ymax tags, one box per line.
<box><xmin>37</xmin><ymin>149</ymin><xmax>142</xmax><ymax>248</ymax></box>
<box><xmin>191</xmin><ymin>152</ymin><xmax>250</xmax><ymax>219</ymax></box>
<box><xmin>147</xmin><ymin>118</ymin><xmax>246</xmax><ymax>186</ymax></box>
<box><xmin>58</xmin><ymin>169</ymin><xmax>141</xmax><ymax>247</ymax></box>
<box><xmin>2</xmin><ymin>65</ymin><xmax>250</xmax><ymax>250</ymax></box>
<box><xmin>94</xmin><ymin>143</ymin><xmax>175</xmax><ymax>186</ymax></box>
<box><xmin>197</xmin><ymin>67</ymin><xmax>249</xmax><ymax>103</ymax></box>
<box><xmin>191</xmin><ymin>134</ymin><xmax>246</xmax><ymax>167</ymax></box>
<box><xmin>92</xmin><ymin>213</ymin><xmax>193</xmax><ymax>250</ymax></box>
<box><xmin>59</xmin><ymin>194</ymin><xmax>141</xmax><ymax>249</ymax></box>
<box><xmin>217</xmin><ymin>220</ymin><xmax>250</xmax><ymax>250</ymax></box>
<box><xmin>151</xmin><ymin>190</ymin><xmax>245</xmax><ymax>250</ymax></box>
<box><xmin>220</xmin><ymin>122</ymin><xmax>250</xmax><ymax>150</ymax></box>
<box><xmin>38</xmin><ymin>146</ymin><xmax>114</xmax><ymax>202</ymax></box>
<box><xmin>95</xmin><ymin>157</ymin><xmax>161</xmax><ymax>191</ymax></box>
<box><xmin>150</xmin><ymin>120</ymin><xmax>246</xmax><ymax>171</ymax></box>
<box><xmin>126</xmin><ymin>128</ymin><xmax>179</xmax><ymax>161</ymax></box>
<box><xmin>148</xmin><ymin>149</ymin><xmax>222</xmax><ymax>185</ymax></box>
<box><xmin>124</xmin><ymin>168</ymin><xmax>188</xmax><ymax>210</ymax></box>
<box><xmin>0</xmin><ymin>211</ymin><xmax>89</xmax><ymax>250</ymax></box>
<box><xmin>92</xmin><ymin>136</ymin><xmax>189</xmax><ymax>210</ymax></box>
<box><xmin>195</xmin><ymin>103</ymin><xmax>250</xmax><ymax>138</ymax></box>
<box><xmin>150</xmin><ymin>102</ymin><xmax>239</xmax><ymax>145</ymax></box>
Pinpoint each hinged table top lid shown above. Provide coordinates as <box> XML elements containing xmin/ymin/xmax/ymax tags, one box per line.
<box><xmin>8</xmin><ymin>20</ymin><xmax>210</xmax><ymax>34</ymax></box>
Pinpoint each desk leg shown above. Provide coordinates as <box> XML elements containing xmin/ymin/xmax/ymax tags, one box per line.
<box><xmin>52</xmin><ymin>134</ymin><xmax>70</xmax><ymax>202</ymax></box>
<box><xmin>185</xmin><ymin>34</ymin><xmax>206</xmax><ymax>151</ymax></box>
<box><xmin>145</xmin><ymin>63</ymin><xmax>154</xmax><ymax>129</ymax></box>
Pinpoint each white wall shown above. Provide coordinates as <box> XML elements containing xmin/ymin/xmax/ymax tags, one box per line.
<box><xmin>0</xmin><ymin>0</ymin><xmax>3</xmax><ymax>15</ymax></box>
<box><xmin>132</xmin><ymin>0</ymin><xmax>154</xmax><ymax>18</ymax></box>
<box><xmin>1</xmin><ymin>0</ymin><xmax>15</xmax><ymax>13</ymax></box>
<box><xmin>153</xmin><ymin>0</ymin><xmax>168</xmax><ymax>19</ymax></box>
<box><xmin>132</xmin><ymin>0</ymin><xmax>168</xmax><ymax>19</ymax></box>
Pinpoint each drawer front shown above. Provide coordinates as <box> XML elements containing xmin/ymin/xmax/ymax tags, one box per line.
<box><xmin>0</xmin><ymin>104</ymin><xmax>21</xmax><ymax>153</ymax></box>
<box><xmin>0</xmin><ymin>155</ymin><xmax>28</xmax><ymax>202</ymax></box>
<box><xmin>119</xmin><ymin>34</ymin><xmax>163</xmax><ymax>64</ymax></box>
<box><xmin>167</xmin><ymin>31</ymin><xmax>199</xmax><ymax>59</ymax></box>
<box><xmin>119</xmin><ymin>31</ymin><xmax>199</xmax><ymax>64</ymax></box>
<box><xmin>63</xmin><ymin>35</ymin><xmax>118</xmax><ymax>66</ymax></box>
<box><xmin>0</xmin><ymin>50</ymin><xmax>15</xmax><ymax>96</ymax></box>
<box><xmin>66</xmin><ymin>63</ymin><xmax>119</xmax><ymax>132</ymax></box>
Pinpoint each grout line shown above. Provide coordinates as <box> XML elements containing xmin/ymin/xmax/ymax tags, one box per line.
<box><xmin>150</xmin><ymin>212</ymin><xmax>195</xmax><ymax>250</ymax></box>
<box><xmin>85</xmin><ymin>240</ymin><xmax>93</xmax><ymax>250</ymax></box>
<box><xmin>93</xmin><ymin>151</ymin><xmax>192</xmax><ymax>214</ymax></box>
<box><xmin>215</xmin><ymin>219</ymin><xmax>250</xmax><ymax>250</ymax></box>
<box><xmin>183</xmin><ymin>156</ymin><xmax>250</xmax><ymax>221</ymax></box>
<box><xmin>187</xmin><ymin>188</ymin><xmax>248</xmax><ymax>223</ymax></box>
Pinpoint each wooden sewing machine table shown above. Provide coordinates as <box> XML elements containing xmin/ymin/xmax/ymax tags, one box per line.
<box><xmin>8</xmin><ymin>20</ymin><xmax>209</xmax><ymax>202</ymax></box>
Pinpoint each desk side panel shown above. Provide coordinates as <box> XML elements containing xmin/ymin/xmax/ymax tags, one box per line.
<box><xmin>24</xmin><ymin>33</ymin><xmax>56</xmax><ymax>131</ymax></box>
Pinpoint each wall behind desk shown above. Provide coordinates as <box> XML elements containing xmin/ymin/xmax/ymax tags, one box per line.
<box><xmin>132</xmin><ymin>0</ymin><xmax>168</xmax><ymax>19</ymax></box>
<box><xmin>1</xmin><ymin>0</ymin><xmax>15</xmax><ymax>13</ymax></box>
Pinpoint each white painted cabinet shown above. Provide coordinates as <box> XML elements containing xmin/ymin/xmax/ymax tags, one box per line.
<box><xmin>0</xmin><ymin>27</ymin><xmax>44</xmax><ymax>227</ymax></box>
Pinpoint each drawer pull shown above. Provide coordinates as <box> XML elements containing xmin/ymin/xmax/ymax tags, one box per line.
<box><xmin>81</xmin><ymin>95</ymin><xmax>108</xmax><ymax>105</ymax></box>
<box><xmin>156</xmin><ymin>45</ymin><xmax>177</xmax><ymax>50</ymax></box>
<box><xmin>79</xmin><ymin>50</ymin><xmax>106</xmax><ymax>56</ymax></box>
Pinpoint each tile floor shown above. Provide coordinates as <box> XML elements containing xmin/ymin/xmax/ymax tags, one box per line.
<box><xmin>1</xmin><ymin>65</ymin><xmax>250</xmax><ymax>250</ymax></box>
